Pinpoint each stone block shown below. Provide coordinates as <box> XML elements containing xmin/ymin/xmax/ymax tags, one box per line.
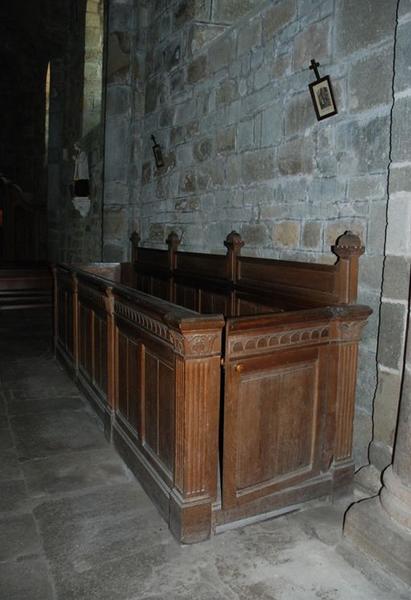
<box><xmin>103</xmin><ymin>243</ymin><xmax>125</xmax><ymax>262</ymax></box>
<box><xmin>337</xmin><ymin>116</ymin><xmax>390</xmax><ymax>176</ymax></box>
<box><xmin>272</xmin><ymin>53</ymin><xmax>291</xmax><ymax>78</ymax></box>
<box><xmin>193</xmin><ymin>138</ymin><xmax>213</xmax><ymax>162</ymax></box>
<box><xmin>294</xmin><ymin>18</ymin><xmax>331</xmax><ymax>70</ymax></box>
<box><xmin>225</xmin><ymin>155</ymin><xmax>241</xmax><ymax>185</ymax></box>
<box><xmin>187</xmin><ymin>55</ymin><xmax>208</xmax><ymax>83</ymax></box>
<box><xmin>349</xmin><ymin>47</ymin><xmax>393</xmax><ymax>112</ymax></box>
<box><xmin>106</xmin><ymin>85</ymin><xmax>131</xmax><ymax>115</ymax></box>
<box><xmin>104</xmin><ymin>207</ymin><xmax>128</xmax><ymax>238</ymax></box>
<box><xmin>386</xmin><ymin>196</ymin><xmax>411</xmax><ymax>256</ymax></box>
<box><xmin>189</xmin><ymin>23</ymin><xmax>227</xmax><ymax>55</ymax></box>
<box><xmin>324</xmin><ymin>220</ymin><xmax>365</xmax><ymax>247</ymax></box>
<box><xmin>176</xmin><ymin>142</ymin><xmax>193</xmax><ymax>165</ymax></box>
<box><xmin>285</xmin><ymin>92</ymin><xmax>315</xmax><ymax>137</ymax></box>
<box><xmin>209</xmin><ymin>34</ymin><xmax>235</xmax><ymax>73</ymax></box>
<box><xmin>344</xmin><ymin>497</ymin><xmax>411</xmax><ymax>586</ymax></box>
<box><xmin>377</xmin><ymin>301</ymin><xmax>407</xmax><ymax>370</ymax></box>
<box><xmin>0</xmin><ymin>559</ymin><xmax>54</xmax><ymax>600</ymax></box>
<box><xmin>179</xmin><ymin>171</ymin><xmax>197</xmax><ymax>193</ymax></box>
<box><xmin>148</xmin><ymin>223</ymin><xmax>165</xmax><ymax>242</ymax></box>
<box><xmin>216</xmin><ymin>126</ymin><xmax>236</xmax><ymax>153</ymax></box>
<box><xmin>358</xmin><ymin>255</ymin><xmax>383</xmax><ymax>292</ymax></box>
<box><xmin>278</xmin><ymin>138</ymin><xmax>313</xmax><ymax>175</ymax></box>
<box><xmin>336</xmin><ymin>0</ymin><xmax>397</xmax><ymax>57</ymax></box>
<box><xmin>392</xmin><ymin>96</ymin><xmax>411</xmax><ymax>163</ymax></box>
<box><xmin>175</xmin><ymin>99</ymin><xmax>197</xmax><ymax>126</ymax></box>
<box><xmin>253</xmin><ymin>62</ymin><xmax>273</xmax><ymax>91</ymax></box>
<box><xmin>238</xmin><ymin>119</ymin><xmax>254</xmax><ymax>151</ymax></box>
<box><xmin>272</xmin><ymin>221</ymin><xmax>300</xmax><ymax>248</ymax></box>
<box><xmin>356</xmin><ymin>346</ymin><xmax>377</xmax><ymax>412</ymax></box>
<box><xmin>237</xmin><ymin>17</ymin><xmax>262</xmax><ymax>56</ymax></box>
<box><xmin>0</xmin><ymin>514</ymin><xmax>41</xmax><ymax>561</ymax></box>
<box><xmin>396</xmin><ymin>19</ymin><xmax>411</xmax><ymax>92</ymax></box>
<box><xmin>302</xmin><ymin>221</ymin><xmax>321</xmax><ymax>248</ymax></box>
<box><xmin>352</xmin><ymin>408</ymin><xmax>372</xmax><ymax>468</ymax></box>
<box><xmin>0</xmin><ymin>480</ymin><xmax>29</xmax><ymax>513</ymax></box>
<box><xmin>390</xmin><ymin>164</ymin><xmax>411</xmax><ymax>194</ymax></box>
<box><xmin>173</xmin><ymin>0</ymin><xmax>195</xmax><ymax>30</ymax></box>
<box><xmin>348</xmin><ymin>175</ymin><xmax>386</xmax><ymax>202</ymax></box>
<box><xmin>109</xmin><ymin>3</ymin><xmax>133</xmax><ymax>33</ymax></box>
<box><xmin>382</xmin><ymin>256</ymin><xmax>411</xmax><ymax>301</ymax></box>
<box><xmin>106</xmin><ymin>32</ymin><xmax>130</xmax><ymax>84</ymax></box>
<box><xmin>240</xmin><ymin>223</ymin><xmax>270</xmax><ymax>246</ymax></box>
<box><xmin>216</xmin><ymin>79</ymin><xmax>238</xmax><ymax>106</ymax></box>
<box><xmin>11</xmin><ymin>410</ymin><xmax>107</xmax><ymax>460</ymax></box>
<box><xmin>241</xmin><ymin>149</ymin><xmax>275</xmax><ymax>184</ymax></box>
<box><xmin>367</xmin><ymin>201</ymin><xmax>387</xmax><ymax>255</ymax></box>
<box><xmin>261</xmin><ymin>104</ymin><xmax>282</xmax><ymax>147</ymax></box>
<box><xmin>145</xmin><ymin>78</ymin><xmax>159</xmax><ymax>113</ymax></box>
<box><xmin>170</xmin><ymin>68</ymin><xmax>185</xmax><ymax>95</ymax></box>
<box><xmin>212</xmin><ymin>0</ymin><xmax>258</xmax><ymax>23</ymax></box>
<box><xmin>373</xmin><ymin>370</ymin><xmax>402</xmax><ymax>448</ymax></box>
<box><xmin>175</xmin><ymin>197</ymin><xmax>200</xmax><ymax>212</ymax></box>
<box><xmin>142</xmin><ymin>162</ymin><xmax>151</xmax><ymax>185</ymax></box>
<box><xmin>170</xmin><ymin>126</ymin><xmax>184</xmax><ymax>146</ymax></box>
<box><xmin>262</xmin><ymin>0</ymin><xmax>296</xmax><ymax>44</ymax></box>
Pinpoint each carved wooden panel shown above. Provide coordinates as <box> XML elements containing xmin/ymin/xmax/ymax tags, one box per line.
<box><xmin>223</xmin><ymin>348</ymin><xmax>321</xmax><ymax>508</ymax></box>
<box><xmin>144</xmin><ymin>349</ymin><xmax>175</xmax><ymax>471</ymax></box>
<box><xmin>93</xmin><ymin>314</ymin><xmax>107</xmax><ymax>393</ymax></box>
<box><xmin>236</xmin><ymin>296</ymin><xmax>281</xmax><ymax>317</ymax></box>
<box><xmin>175</xmin><ymin>252</ymin><xmax>227</xmax><ymax>280</ymax></box>
<box><xmin>78</xmin><ymin>303</ymin><xmax>93</xmax><ymax>375</ymax></box>
<box><xmin>198</xmin><ymin>289</ymin><xmax>229</xmax><ymax>315</ymax></box>
<box><xmin>117</xmin><ymin>332</ymin><xmax>142</xmax><ymax>434</ymax></box>
<box><xmin>57</xmin><ymin>285</ymin><xmax>74</xmax><ymax>357</ymax></box>
<box><xmin>175</xmin><ymin>283</ymin><xmax>198</xmax><ymax>311</ymax></box>
<box><xmin>152</xmin><ymin>276</ymin><xmax>170</xmax><ymax>301</ymax></box>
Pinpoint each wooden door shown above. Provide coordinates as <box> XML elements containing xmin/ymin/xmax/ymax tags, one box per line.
<box><xmin>222</xmin><ymin>317</ymin><xmax>326</xmax><ymax>510</ymax></box>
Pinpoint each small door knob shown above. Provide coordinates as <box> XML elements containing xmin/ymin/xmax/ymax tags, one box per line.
<box><xmin>235</xmin><ymin>363</ymin><xmax>244</xmax><ymax>373</ymax></box>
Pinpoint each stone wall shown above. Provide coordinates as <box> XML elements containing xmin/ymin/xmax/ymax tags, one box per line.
<box><xmin>45</xmin><ymin>0</ymin><xmax>408</xmax><ymax>469</ymax></box>
<box><xmin>48</xmin><ymin>0</ymin><xmax>105</xmax><ymax>263</ymax></box>
<box><xmin>133</xmin><ymin>0</ymin><xmax>400</xmax><ymax>465</ymax></box>
<box><xmin>368</xmin><ymin>0</ymin><xmax>411</xmax><ymax>473</ymax></box>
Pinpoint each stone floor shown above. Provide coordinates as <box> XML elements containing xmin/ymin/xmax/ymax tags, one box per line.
<box><xmin>0</xmin><ymin>309</ymin><xmax>409</xmax><ymax>600</ymax></box>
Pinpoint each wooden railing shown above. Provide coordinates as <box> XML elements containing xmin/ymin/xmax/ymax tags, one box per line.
<box><xmin>54</xmin><ymin>232</ymin><xmax>372</xmax><ymax>543</ymax></box>
<box><xmin>54</xmin><ymin>264</ymin><xmax>224</xmax><ymax>543</ymax></box>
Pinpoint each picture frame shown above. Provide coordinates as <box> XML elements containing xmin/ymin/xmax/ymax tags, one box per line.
<box><xmin>151</xmin><ymin>135</ymin><xmax>165</xmax><ymax>168</ymax></box>
<box><xmin>309</xmin><ymin>75</ymin><xmax>337</xmax><ymax>121</ymax></box>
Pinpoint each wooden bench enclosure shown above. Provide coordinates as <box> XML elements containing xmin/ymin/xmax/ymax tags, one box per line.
<box><xmin>54</xmin><ymin>231</ymin><xmax>371</xmax><ymax>543</ymax></box>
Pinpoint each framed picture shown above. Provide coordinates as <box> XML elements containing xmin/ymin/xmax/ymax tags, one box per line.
<box><xmin>151</xmin><ymin>136</ymin><xmax>165</xmax><ymax>168</ymax></box>
<box><xmin>309</xmin><ymin>75</ymin><xmax>337</xmax><ymax>121</ymax></box>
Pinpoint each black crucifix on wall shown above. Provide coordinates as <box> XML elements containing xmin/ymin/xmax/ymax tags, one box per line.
<box><xmin>308</xmin><ymin>59</ymin><xmax>338</xmax><ymax>121</ymax></box>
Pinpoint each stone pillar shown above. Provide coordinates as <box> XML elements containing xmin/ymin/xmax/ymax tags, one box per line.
<box><xmin>344</xmin><ymin>276</ymin><xmax>411</xmax><ymax>584</ymax></box>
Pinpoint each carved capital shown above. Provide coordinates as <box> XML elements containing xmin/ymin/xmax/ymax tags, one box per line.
<box><xmin>184</xmin><ymin>333</ymin><xmax>221</xmax><ymax>357</ymax></box>
<box><xmin>332</xmin><ymin>231</ymin><xmax>365</xmax><ymax>259</ymax></box>
<box><xmin>224</xmin><ymin>231</ymin><xmax>244</xmax><ymax>255</ymax></box>
<box><xmin>334</xmin><ymin>320</ymin><xmax>367</xmax><ymax>342</ymax></box>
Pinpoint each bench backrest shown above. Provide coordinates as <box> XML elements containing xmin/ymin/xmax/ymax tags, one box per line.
<box><xmin>130</xmin><ymin>231</ymin><xmax>364</xmax><ymax>316</ymax></box>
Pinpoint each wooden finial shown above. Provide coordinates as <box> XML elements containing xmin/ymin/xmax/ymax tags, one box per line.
<box><xmin>224</xmin><ymin>231</ymin><xmax>244</xmax><ymax>255</ymax></box>
<box><xmin>166</xmin><ymin>231</ymin><xmax>181</xmax><ymax>252</ymax></box>
<box><xmin>130</xmin><ymin>231</ymin><xmax>140</xmax><ymax>246</ymax></box>
<box><xmin>332</xmin><ymin>231</ymin><xmax>365</xmax><ymax>259</ymax></box>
